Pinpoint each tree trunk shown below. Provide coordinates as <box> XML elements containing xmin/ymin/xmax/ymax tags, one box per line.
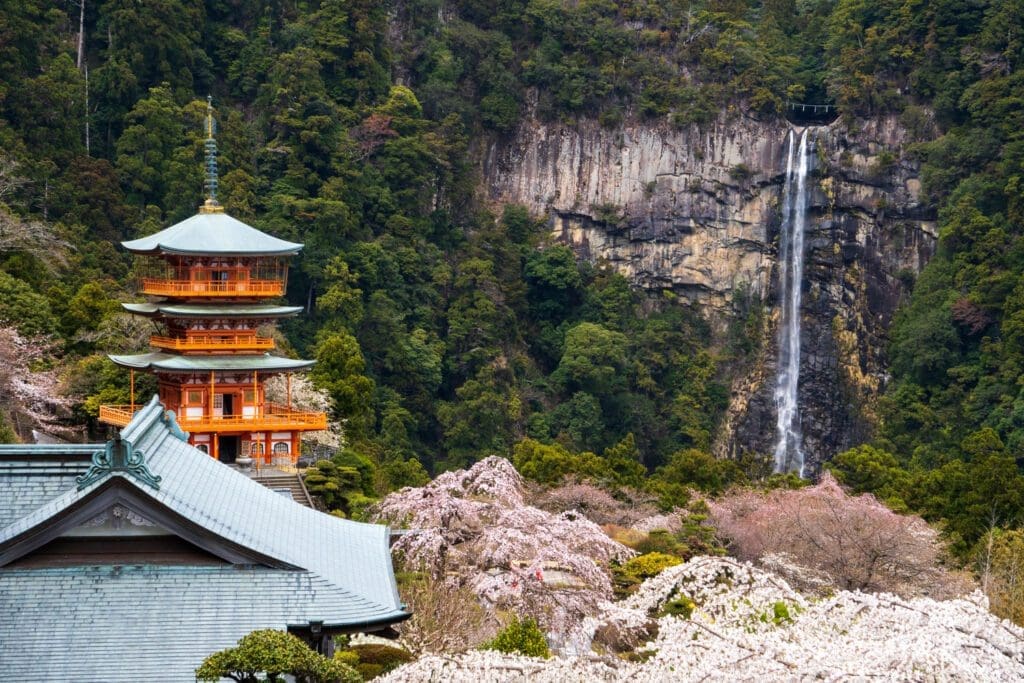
<box><xmin>76</xmin><ymin>1</ymin><xmax>85</xmax><ymax>70</ymax></box>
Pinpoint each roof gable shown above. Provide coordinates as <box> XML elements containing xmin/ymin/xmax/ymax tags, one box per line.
<box><xmin>0</xmin><ymin>475</ymin><xmax>296</xmax><ymax>569</ymax></box>
<box><xmin>0</xmin><ymin>396</ymin><xmax>406</xmax><ymax>625</ymax></box>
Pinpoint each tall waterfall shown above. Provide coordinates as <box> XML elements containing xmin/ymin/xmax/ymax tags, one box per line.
<box><xmin>773</xmin><ymin>129</ymin><xmax>813</xmax><ymax>475</ymax></box>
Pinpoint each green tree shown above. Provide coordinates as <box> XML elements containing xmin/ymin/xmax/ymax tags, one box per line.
<box><xmin>312</xmin><ymin>331</ymin><xmax>375</xmax><ymax>438</ymax></box>
<box><xmin>195</xmin><ymin>629</ymin><xmax>360</xmax><ymax>683</ymax></box>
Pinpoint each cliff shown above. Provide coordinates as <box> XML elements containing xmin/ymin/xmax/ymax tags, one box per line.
<box><xmin>482</xmin><ymin>112</ymin><xmax>936</xmax><ymax>471</ymax></box>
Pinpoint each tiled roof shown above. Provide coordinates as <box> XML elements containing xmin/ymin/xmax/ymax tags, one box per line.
<box><xmin>123</xmin><ymin>302</ymin><xmax>303</xmax><ymax>318</ymax></box>
<box><xmin>122</xmin><ymin>212</ymin><xmax>303</xmax><ymax>256</ymax></box>
<box><xmin>0</xmin><ymin>565</ymin><xmax>385</xmax><ymax>681</ymax></box>
<box><xmin>0</xmin><ymin>396</ymin><xmax>407</xmax><ymax>680</ymax></box>
<box><xmin>0</xmin><ymin>449</ymin><xmax>91</xmax><ymax>528</ymax></box>
<box><xmin>108</xmin><ymin>351</ymin><xmax>315</xmax><ymax>372</ymax></box>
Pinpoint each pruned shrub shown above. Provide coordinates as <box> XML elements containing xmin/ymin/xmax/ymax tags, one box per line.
<box><xmin>346</xmin><ymin>643</ymin><xmax>414</xmax><ymax>679</ymax></box>
<box><xmin>612</xmin><ymin>551</ymin><xmax>684</xmax><ymax>599</ymax></box>
<box><xmin>483</xmin><ymin>616</ymin><xmax>550</xmax><ymax>658</ymax></box>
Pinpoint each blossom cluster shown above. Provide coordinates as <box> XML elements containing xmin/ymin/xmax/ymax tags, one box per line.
<box><xmin>372</xmin><ymin>456</ymin><xmax>633</xmax><ymax>636</ymax></box>
<box><xmin>381</xmin><ymin>556</ymin><xmax>1024</xmax><ymax>681</ymax></box>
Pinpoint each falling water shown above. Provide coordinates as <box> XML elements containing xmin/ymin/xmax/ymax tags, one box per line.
<box><xmin>773</xmin><ymin>128</ymin><xmax>813</xmax><ymax>475</ymax></box>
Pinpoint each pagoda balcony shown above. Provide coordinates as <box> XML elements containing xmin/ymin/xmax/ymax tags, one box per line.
<box><xmin>149</xmin><ymin>333</ymin><xmax>275</xmax><ymax>352</ymax></box>
<box><xmin>140</xmin><ymin>277</ymin><xmax>285</xmax><ymax>297</ymax></box>
<box><xmin>99</xmin><ymin>403</ymin><xmax>327</xmax><ymax>432</ymax></box>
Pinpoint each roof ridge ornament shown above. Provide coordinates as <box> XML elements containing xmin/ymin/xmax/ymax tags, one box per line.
<box><xmin>77</xmin><ymin>433</ymin><xmax>162</xmax><ymax>491</ymax></box>
<box><xmin>199</xmin><ymin>95</ymin><xmax>224</xmax><ymax>214</ymax></box>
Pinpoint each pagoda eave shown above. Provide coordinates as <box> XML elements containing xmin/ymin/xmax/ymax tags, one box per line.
<box><xmin>108</xmin><ymin>352</ymin><xmax>315</xmax><ymax>373</ymax></box>
<box><xmin>121</xmin><ymin>213</ymin><xmax>303</xmax><ymax>257</ymax></box>
<box><xmin>122</xmin><ymin>303</ymin><xmax>304</xmax><ymax>319</ymax></box>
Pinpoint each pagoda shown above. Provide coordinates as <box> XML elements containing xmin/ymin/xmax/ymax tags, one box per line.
<box><xmin>99</xmin><ymin>98</ymin><xmax>327</xmax><ymax>464</ymax></box>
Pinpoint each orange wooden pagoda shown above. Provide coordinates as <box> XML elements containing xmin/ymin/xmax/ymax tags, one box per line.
<box><xmin>99</xmin><ymin>99</ymin><xmax>326</xmax><ymax>464</ymax></box>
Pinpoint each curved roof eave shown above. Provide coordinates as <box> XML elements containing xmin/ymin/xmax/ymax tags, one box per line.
<box><xmin>108</xmin><ymin>352</ymin><xmax>315</xmax><ymax>372</ymax></box>
<box><xmin>122</xmin><ymin>212</ymin><xmax>303</xmax><ymax>257</ymax></box>
<box><xmin>121</xmin><ymin>303</ymin><xmax>304</xmax><ymax>318</ymax></box>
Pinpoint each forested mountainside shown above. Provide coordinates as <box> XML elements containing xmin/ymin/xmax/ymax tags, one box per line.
<box><xmin>2</xmin><ymin>1</ymin><xmax>1024</xmax><ymax>562</ymax></box>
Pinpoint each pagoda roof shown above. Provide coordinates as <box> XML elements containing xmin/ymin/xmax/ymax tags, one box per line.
<box><xmin>0</xmin><ymin>396</ymin><xmax>407</xmax><ymax>680</ymax></box>
<box><xmin>122</xmin><ymin>212</ymin><xmax>303</xmax><ymax>256</ymax></box>
<box><xmin>108</xmin><ymin>351</ymin><xmax>315</xmax><ymax>372</ymax></box>
<box><xmin>123</xmin><ymin>302</ymin><xmax>304</xmax><ymax>318</ymax></box>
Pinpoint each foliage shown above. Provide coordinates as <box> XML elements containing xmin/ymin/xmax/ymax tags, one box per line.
<box><xmin>303</xmin><ymin>458</ymin><xmax>371</xmax><ymax>517</ymax></box>
<box><xmin>2</xmin><ymin>0</ymin><xmax>1023</xmax><ymax>585</ymax></box>
<box><xmin>195</xmin><ymin>629</ymin><xmax>360</xmax><ymax>683</ymax></box>
<box><xmin>343</xmin><ymin>643</ymin><xmax>414</xmax><ymax>680</ymax></box>
<box><xmin>483</xmin><ymin>616</ymin><xmax>550</xmax><ymax>659</ymax></box>
<box><xmin>976</xmin><ymin>529</ymin><xmax>1024</xmax><ymax>625</ymax></box>
<box><xmin>612</xmin><ymin>552</ymin><xmax>684</xmax><ymax>599</ymax></box>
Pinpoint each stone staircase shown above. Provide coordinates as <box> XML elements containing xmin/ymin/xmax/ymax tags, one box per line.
<box><xmin>252</xmin><ymin>472</ymin><xmax>315</xmax><ymax>508</ymax></box>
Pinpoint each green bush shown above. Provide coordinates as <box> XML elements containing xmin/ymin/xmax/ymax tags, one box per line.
<box><xmin>612</xmin><ymin>551</ymin><xmax>683</xmax><ymax>599</ymax></box>
<box><xmin>345</xmin><ymin>643</ymin><xmax>413</xmax><ymax>679</ymax></box>
<box><xmin>622</xmin><ymin>552</ymin><xmax>683</xmax><ymax>579</ymax></box>
<box><xmin>658</xmin><ymin>593</ymin><xmax>696</xmax><ymax>619</ymax></box>
<box><xmin>483</xmin><ymin>616</ymin><xmax>550</xmax><ymax>658</ymax></box>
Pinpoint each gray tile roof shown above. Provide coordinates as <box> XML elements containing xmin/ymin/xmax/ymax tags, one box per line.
<box><xmin>123</xmin><ymin>302</ymin><xmax>303</xmax><ymax>318</ymax></box>
<box><xmin>122</xmin><ymin>212</ymin><xmax>303</xmax><ymax>256</ymax></box>
<box><xmin>0</xmin><ymin>396</ymin><xmax>407</xmax><ymax>680</ymax></box>
<box><xmin>0</xmin><ymin>452</ymin><xmax>91</xmax><ymax>528</ymax></box>
<box><xmin>0</xmin><ymin>565</ymin><xmax>384</xmax><ymax>681</ymax></box>
<box><xmin>107</xmin><ymin>351</ymin><xmax>315</xmax><ymax>372</ymax></box>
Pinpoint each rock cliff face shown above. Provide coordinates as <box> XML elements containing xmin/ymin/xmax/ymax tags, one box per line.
<box><xmin>482</xmin><ymin>113</ymin><xmax>937</xmax><ymax>472</ymax></box>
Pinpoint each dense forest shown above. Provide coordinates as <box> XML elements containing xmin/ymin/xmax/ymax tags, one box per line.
<box><xmin>2</xmin><ymin>0</ymin><xmax>1024</xmax><ymax>567</ymax></box>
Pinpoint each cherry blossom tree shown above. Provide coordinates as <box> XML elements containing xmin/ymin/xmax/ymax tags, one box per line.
<box><xmin>0</xmin><ymin>326</ymin><xmax>75</xmax><ymax>440</ymax></box>
<box><xmin>378</xmin><ymin>556</ymin><xmax>1024</xmax><ymax>682</ymax></box>
<box><xmin>371</xmin><ymin>457</ymin><xmax>634</xmax><ymax>641</ymax></box>
<box><xmin>707</xmin><ymin>473</ymin><xmax>968</xmax><ymax>597</ymax></box>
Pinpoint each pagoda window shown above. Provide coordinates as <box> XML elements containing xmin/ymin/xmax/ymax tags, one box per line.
<box><xmin>273</xmin><ymin>442</ymin><xmax>289</xmax><ymax>456</ymax></box>
<box><xmin>186</xmin><ymin>390</ymin><xmax>203</xmax><ymax>405</ymax></box>
<box><xmin>196</xmin><ymin>444</ymin><xmax>209</xmax><ymax>454</ymax></box>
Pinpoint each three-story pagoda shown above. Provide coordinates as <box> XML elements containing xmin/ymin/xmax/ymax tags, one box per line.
<box><xmin>99</xmin><ymin>99</ymin><xmax>326</xmax><ymax>464</ymax></box>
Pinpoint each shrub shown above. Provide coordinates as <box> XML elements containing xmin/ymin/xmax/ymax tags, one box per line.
<box><xmin>346</xmin><ymin>643</ymin><xmax>414</xmax><ymax>679</ymax></box>
<box><xmin>622</xmin><ymin>552</ymin><xmax>684</xmax><ymax>579</ymax></box>
<box><xmin>612</xmin><ymin>552</ymin><xmax>683</xmax><ymax>599</ymax></box>
<box><xmin>196</xmin><ymin>629</ymin><xmax>360</xmax><ymax>683</ymax></box>
<box><xmin>658</xmin><ymin>591</ymin><xmax>695</xmax><ymax>619</ymax></box>
<box><xmin>483</xmin><ymin>616</ymin><xmax>550</xmax><ymax>658</ymax></box>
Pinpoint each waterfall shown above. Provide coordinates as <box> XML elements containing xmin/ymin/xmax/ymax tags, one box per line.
<box><xmin>773</xmin><ymin>128</ymin><xmax>813</xmax><ymax>475</ymax></box>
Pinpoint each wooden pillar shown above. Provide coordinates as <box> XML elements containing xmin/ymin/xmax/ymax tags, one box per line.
<box><xmin>252</xmin><ymin>370</ymin><xmax>258</xmax><ymax>417</ymax></box>
<box><xmin>209</xmin><ymin>371</ymin><xmax>215</xmax><ymax>421</ymax></box>
<box><xmin>264</xmin><ymin>432</ymin><xmax>271</xmax><ymax>465</ymax></box>
<box><xmin>129</xmin><ymin>369</ymin><xmax>135</xmax><ymax>412</ymax></box>
<box><xmin>291</xmin><ymin>432</ymin><xmax>299</xmax><ymax>465</ymax></box>
<box><xmin>212</xmin><ymin>432</ymin><xmax>219</xmax><ymax>461</ymax></box>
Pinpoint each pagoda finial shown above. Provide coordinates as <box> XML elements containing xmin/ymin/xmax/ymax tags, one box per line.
<box><xmin>199</xmin><ymin>95</ymin><xmax>224</xmax><ymax>214</ymax></box>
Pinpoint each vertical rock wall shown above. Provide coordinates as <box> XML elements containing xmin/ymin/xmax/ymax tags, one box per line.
<box><xmin>482</xmin><ymin>113</ymin><xmax>936</xmax><ymax>471</ymax></box>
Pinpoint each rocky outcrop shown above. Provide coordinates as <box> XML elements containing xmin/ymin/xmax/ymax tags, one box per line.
<box><xmin>482</xmin><ymin>112</ymin><xmax>936</xmax><ymax>472</ymax></box>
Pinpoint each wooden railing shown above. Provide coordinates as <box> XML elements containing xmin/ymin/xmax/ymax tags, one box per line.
<box><xmin>149</xmin><ymin>333</ymin><xmax>275</xmax><ymax>352</ymax></box>
<box><xmin>140</xmin><ymin>278</ymin><xmax>285</xmax><ymax>297</ymax></box>
<box><xmin>98</xmin><ymin>405</ymin><xmax>136</xmax><ymax>427</ymax></box>
<box><xmin>98</xmin><ymin>403</ymin><xmax>327</xmax><ymax>432</ymax></box>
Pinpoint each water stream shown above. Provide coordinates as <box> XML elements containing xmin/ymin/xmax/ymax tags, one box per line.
<box><xmin>773</xmin><ymin>128</ymin><xmax>813</xmax><ymax>475</ymax></box>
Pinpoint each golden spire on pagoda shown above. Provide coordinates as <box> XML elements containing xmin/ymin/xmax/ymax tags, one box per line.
<box><xmin>199</xmin><ymin>95</ymin><xmax>224</xmax><ymax>214</ymax></box>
